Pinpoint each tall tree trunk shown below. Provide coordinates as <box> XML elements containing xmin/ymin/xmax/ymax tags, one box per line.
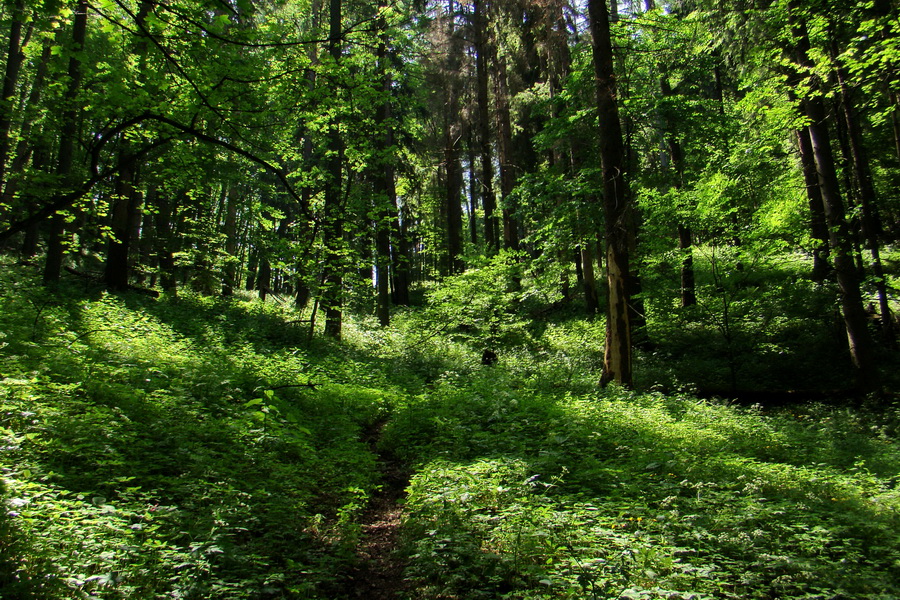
<box><xmin>467</xmin><ymin>130</ymin><xmax>478</xmax><ymax>245</ymax></box>
<box><xmin>374</xmin><ymin>13</ymin><xmax>396</xmax><ymax>326</ymax></box>
<box><xmin>796</xmin><ymin>127</ymin><xmax>831</xmax><ymax>282</ymax></box>
<box><xmin>322</xmin><ymin>0</ymin><xmax>344</xmax><ymax>338</ymax></box>
<box><xmin>788</xmin><ymin>4</ymin><xmax>878</xmax><ymax>391</ymax></box>
<box><xmin>390</xmin><ymin>197</ymin><xmax>411</xmax><ymax>305</ymax></box>
<box><xmin>580</xmin><ymin>242</ymin><xmax>600</xmax><ymax>315</ymax></box>
<box><xmin>891</xmin><ymin>92</ymin><xmax>900</xmax><ymax>168</ymax></box>
<box><xmin>103</xmin><ymin>160</ymin><xmax>140</xmax><ymax>291</ymax></box>
<box><xmin>3</xmin><ymin>39</ymin><xmax>51</xmax><ymax>211</ymax></box>
<box><xmin>443</xmin><ymin>0</ymin><xmax>465</xmax><ymax>273</ymax></box>
<box><xmin>834</xmin><ymin>58</ymin><xmax>895</xmax><ymax>346</ymax></box>
<box><xmin>222</xmin><ymin>186</ymin><xmax>239</xmax><ymax>296</ymax></box>
<box><xmin>659</xmin><ymin>71</ymin><xmax>695</xmax><ymax>308</ymax></box>
<box><xmin>589</xmin><ymin>0</ymin><xmax>633</xmax><ymax>387</ymax></box>
<box><xmin>494</xmin><ymin>56</ymin><xmax>519</xmax><ymax>251</ymax></box>
<box><xmin>294</xmin><ymin>63</ymin><xmax>317</xmax><ymax>310</ymax></box>
<box><xmin>44</xmin><ymin>0</ymin><xmax>88</xmax><ymax>284</ymax></box>
<box><xmin>474</xmin><ymin>0</ymin><xmax>498</xmax><ymax>251</ymax></box>
<box><xmin>0</xmin><ymin>0</ymin><xmax>26</xmax><ymax>188</ymax></box>
<box><xmin>153</xmin><ymin>191</ymin><xmax>178</xmax><ymax>294</ymax></box>
<box><xmin>804</xmin><ymin>97</ymin><xmax>878</xmax><ymax>390</ymax></box>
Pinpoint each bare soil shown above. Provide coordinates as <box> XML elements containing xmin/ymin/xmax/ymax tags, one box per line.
<box><xmin>340</xmin><ymin>420</ymin><xmax>411</xmax><ymax>599</ymax></box>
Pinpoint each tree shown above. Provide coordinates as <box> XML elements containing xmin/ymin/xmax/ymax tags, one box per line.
<box><xmin>589</xmin><ymin>0</ymin><xmax>633</xmax><ymax>387</ymax></box>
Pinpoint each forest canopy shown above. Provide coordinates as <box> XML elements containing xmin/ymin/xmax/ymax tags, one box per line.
<box><xmin>0</xmin><ymin>0</ymin><xmax>898</xmax><ymax>388</ymax></box>
<box><xmin>1</xmin><ymin>0</ymin><xmax>900</xmax><ymax>597</ymax></box>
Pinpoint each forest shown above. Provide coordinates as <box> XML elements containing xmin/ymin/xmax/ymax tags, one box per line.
<box><xmin>1</xmin><ymin>0</ymin><xmax>900</xmax><ymax>598</ymax></box>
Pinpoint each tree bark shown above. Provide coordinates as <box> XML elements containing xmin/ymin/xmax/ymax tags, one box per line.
<box><xmin>494</xmin><ymin>56</ymin><xmax>519</xmax><ymax>251</ymax></box>
<box><xmin>580</xmin><ymin>242</ymin><xmax>600</xmax><ymax>315</ymax></box>
<box><xmin>222</xmin><ymin>186</ymin><xmax>239</xmax><ymax>296</ymax></box>
<box><xmin>44</xmin><ymin>0</ymin><xmax>88</xmax><ymax>284</ymax></box>
<box><xmin>834</xmin><ymin>58</ymin><xmax>895</xmax><ymax>346</ymax></box>
<box><xmin>474</xmin><ymin>0</ymin><xmax>498</xmax><ymax>251</ymax></box>
<box><xmin>374</xmin><ymin>12</ymin><xmax>396</xmax><ymax>326</ymax></box>
<box><xmin>795</xmin><ymin>127</ymin><xmax>831</xmax><ymax>282</ymax></box>
<box><xmin>0</xmin><ymin>0</ymin><xmax>26</xmax><ymax>188</ymax></box>
<box><xmin>103</xmin><ymin>160</ymin><xmax>140</xmax><ymax>291</ymax></box>
<box><xmin>322</xmin><ymin>0</ymin><xmax>344</xmax><ymax>338</ymax></box>
<box><xmin>443</xmin><ymin>0</ymin><xmax>465</xmax><ymax>274</ymax></box>
<box><xmin>788</xmin><ymin>3</ymin><xmax>878</xmax><ymax>391</ymax></box>
<box><xmin>589</xmin><ymin>0</ymin><xmax>633</xmax><ymax>387</ymax></box>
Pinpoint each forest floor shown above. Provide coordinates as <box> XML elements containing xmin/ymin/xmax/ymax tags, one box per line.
<box><xmin>340</xmin><ymin>419</ymin><xmax>410</xmax><ymax>599</ymax></box>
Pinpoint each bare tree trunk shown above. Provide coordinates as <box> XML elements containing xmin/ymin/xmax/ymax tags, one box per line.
<box><xmin>788</xmin><ymin>3</ymin><xmax>878</xmax><ymax>391</ymax></box>
<box><xmin>390</xmin><ymin>198</ymin><xmax>411</xmax><ymax>305</ymax></box>
<box><xmin>467</xmin><ymin>130</ymin><xmax>479</xmax><ymax>245</ymax></box>
<box><xmin>835</xmin><ymin>59</ymin><xmax>895</xmax><ymax>346</ymax></box>
<box><xmin>44</xmin><ymin>0</ymin><xmax>88</xmax><ymax>284</ymax></box>
<box><xmin>0</xmin><ymin>0</ymin><xmax>26</xmax><ymax>187</ymax></box>
<box><xmin>658</xmin><ymin>72</ymin><xmax>695</xmax><ymax>308</ymax></box>
<box><xmin>3</xmin><ymin>39</ymin><xmax>51</xmax><ymax>212</ymax></box>
<box><xmin>796</xmin><ymin>127</ymin><xmax>831</xmax><ymax>282</ymax></box>
<box><xmin>474</xmin><ymin>0</ymin><xmax>498</xmax><ymax>251</ymax></box>
<box><xmin>103</xmin><ymin>160</ymin><xmax>139</xmax><ymax>291</ymax></box>
<box><xmin>443</xmin><ymin>0</ymin><xmax>465</xmax><ymax>274</ymax></box>
<box><xmin>323</xmin><ymin>0</ymin><xmax>344</xmax><ymax>338</ymax></box>
<box><xmin>580</xmin><ymin>242</ymin><xmax>600</xmax><ymax>315</ymax></box>
<box><xmin>374</xmin><ymin>11</ymin><xmax>395</xmax><ymax>326</ymax></box>
<box><xmin>494</xmin><ymin>56</ymin><xmax>519</xmax><ymax>251</ymax></box>
<box><xmin>153</xmin><ymin>191</ymin><xmax>178</xmax><ymax>294</ymax></box>
<box><xmin>589</xmin><ymin>0</ymin><xmax>633</xmax><ymax>387</ymax></box>
<box><xmin>805</xmin><ymin>97</ymin><xmax>878</xmax><ymax>390</ymax></box>
<box><xmin>222</xmin><ymin>186</ymin><xmax>239</xmax><ymax>296</ymax></box>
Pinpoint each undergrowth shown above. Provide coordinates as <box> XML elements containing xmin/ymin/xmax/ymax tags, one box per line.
<box><xmin>2</xmin><ymin>257</ymin><xmax>900</xmax><ymax>600</ymax></box>
<box><xmin>0</xmin><ymin>261</ymin><xmax>406</xmax><ymax>599</ymax></box>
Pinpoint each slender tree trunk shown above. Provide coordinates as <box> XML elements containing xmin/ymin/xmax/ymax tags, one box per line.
<box><xmin>257</xmin><ymin>256</ymin><xmax>271</xmax><ymax>301</ymax></box>
<box><xmin>494</xmin><ymin>56</ymin><xmax>519</xmax><ymax>251</ymax></box>
<box><xmin>805</xmin><ymin>98</ymin><xmax>878</xmax><ymax>390</ymax></box>
<box><xmin>580</xmin><ymin>242</ymin><xmax>600</xmax><ymax>315</ymax></box>
<box><xmin>443</xmin><ymin>0</ymin><xmax>465</xmax><ymax>274</ymax></box>
<box><xmin>444</xmin><ymin>125</ymin><xmax>464</xmax><ymax>273</ymax></box>
<box><xmin>103</xmin><ymin>160</ymin><xmax>139</xmax><ymax>291</ymax></box>
<box><xmin>44</xmin><ymin>0</ymin><xmax>88</xmax><ymax>284</ymax></box>
<box><xmin>659</xmin><ymin>72</ymin><xmax>695</xmax><ymax>307</ymax></box>
<box><xmin>474</xmin><ymin>0</ymin><xmax>498</xmax><ymax>251</ymax></box>
<box><xmin>374</xmin><ymin>13</ymin><xmax>395</xmax><ymax>326</ymax></box>
<box><xmin>467</xmin><ymin>131</ymin><xmax>479</xmax><ymax>245</ymax></box>
<box><xmin>796</xmin><ymin>127</ymin><xmax>831</xmax><ymax>281</ymax></box>
<box><xmin>322</xmin><ymin>0</ymin><xmax>344</xmax><ymax>338</ymax></box>
<box><xmin>835</xmin><ymin>59</ymin><xmax>895</xmax><ymax>346</ymax></box>
<box><xmin>788</xmin><ymin>3</ymin><xmax>877</xmax><ymax>391</ymax></box>
<box><xmin>0</xmin><ymin>0</ymin><xmax>26</xmax><ymax>188</ymax></box>
<box><xmin>222</xmin><ymin>186</ymin><xmax>239</xmax><ymax>296</ymax></box>
<box><xmin>154</xmin><ymin>192</ymin><xmax>178</xmax><ymax>294</ymax></box>
<box><xmin>390</xmin><ymin>198</ymin><xmax>411</xmax><ymax>305</ymax></box>
<box><xmin>891</xmin><ymin>92</ymin><xmax>900</xmax><ymax>168</ymax></box>
<box><xmin>677</xmin><ymin>225</ymin><xmax>696</xmax><ymax>306</ymax></box>
<box><xmin>589</xmin><ymin>0</ymin><xmax>633</xmax><ymax>387</ymax></box>
<box><xmin>3</xmin><ymin>39</ymin><xmax>51</xmax><ymax>210</ymax></box>
<box><xmin>138</xmin><ymin>187</ymin><xmax>156</xmax><ymax>286</ymax></box>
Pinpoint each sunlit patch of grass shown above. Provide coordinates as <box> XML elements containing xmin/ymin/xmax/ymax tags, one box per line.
<box><xmin>393</xmin><ymin>371</ymin><xmax>900</xmax><ymax>599</ymax></box>
<box><xmin>0</xmin><ymin>262</ymin><xmax>398</xmax><ymax>599</ymax></box>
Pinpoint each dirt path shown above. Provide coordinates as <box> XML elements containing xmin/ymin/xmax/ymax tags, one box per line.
<box><xmin>341</xmin><ymin>421</ymin><xmax>410</xmax><ymax>599</ymax></box>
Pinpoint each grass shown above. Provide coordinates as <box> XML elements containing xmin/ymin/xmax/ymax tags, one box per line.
<box><xmin>2</xmin><ymin>256</ymin><xmax>900</xmax><ymax>599</ymax></box>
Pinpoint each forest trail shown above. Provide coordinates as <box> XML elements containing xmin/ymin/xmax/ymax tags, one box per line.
<box><xmin>341</xmin><ymin>420</ymin><xmax>410</xmax><ymax>599</ymax></box>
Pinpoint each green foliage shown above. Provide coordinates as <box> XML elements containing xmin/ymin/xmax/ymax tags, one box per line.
<box><xmin>391</xmin><ymin>368</ymin><xmax>900</xmax><ymax>599</ymax></box>
<box><xmin>417</xmin><ymin>250</ymin><xmax>532</xmax><ymax>350</ymax></box>
<box><xmin>0</xmin><ymin>261</ymin><xmax>403</xmax><ymax>599</ymax></box>
<box><xmin>3</xmin><ymin>254</ymin><xmax>900</xmax><ymax>600</ymax></box>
